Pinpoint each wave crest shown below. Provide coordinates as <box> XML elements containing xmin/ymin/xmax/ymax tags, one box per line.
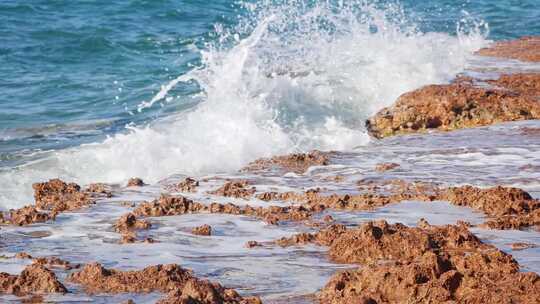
<box><xmin>0</xmin><ymin>0</ymin><xmax>488</xmax><ymax>209</ymax></box>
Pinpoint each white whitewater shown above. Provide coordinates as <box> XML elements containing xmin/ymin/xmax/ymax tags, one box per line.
<box><xmin>0</xmin><ymin>1</ymin><xmax>487</xmax><ymax>209</ymax></box>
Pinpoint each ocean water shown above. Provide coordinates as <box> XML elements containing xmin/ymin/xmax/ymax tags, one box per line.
<box><xmin>2</xmin><ymin>2</ymin><xmax>540</xmax><ymax>302</ymax></box>
<box><xmin>0</xmin><ymin>0</ymin><xmax>539</xmax><ymax>208</ymax></box>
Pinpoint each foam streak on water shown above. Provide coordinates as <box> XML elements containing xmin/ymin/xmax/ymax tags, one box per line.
<box><xmin>1</xmin><ymin>119</ymin><xmax>539</xmax><ymax>303</ymax></box>
<box><xmin>0</xmin><ymin>1</ymin><xmax>487</xmax><ymax>209</ymax></box>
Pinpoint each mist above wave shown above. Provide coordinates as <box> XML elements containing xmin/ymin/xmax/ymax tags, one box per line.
<box><xmin>0</xmin><ymin>0</ymin><xmax>487</xmax><ymax>209</ymax></box>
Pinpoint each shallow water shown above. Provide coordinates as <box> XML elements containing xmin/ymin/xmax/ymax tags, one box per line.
<box><xmin>1</xmin><ymin>118</ymin><xmax>539</xmax><ymax>303</ymax></box>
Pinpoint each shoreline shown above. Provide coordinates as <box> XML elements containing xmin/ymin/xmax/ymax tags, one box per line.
<box><xmin>1</xmin><ymin>36</ymin><xmax>540</xmax><ymax>303</ymax></box>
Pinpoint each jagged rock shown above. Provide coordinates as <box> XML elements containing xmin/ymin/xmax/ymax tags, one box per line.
<box><xmin>0</xmin><ymin>264</ymin><xmax>67</xmax><ymax>295</ymax></box>
<box><xmin>476</xmin><ymin>36</ymin><xmax>540</xmax><ymax>62</ymax></box>
<box><xmin>366</xmin><ymin>74</ymin><xmax>540</xmax><ymax>138</ymax></box>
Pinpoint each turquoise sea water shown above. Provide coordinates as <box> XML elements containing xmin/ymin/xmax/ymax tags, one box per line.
<box><xmin>0</xmin><ymin>0</ymin><xmax>539</xmax><ymax>208</ymax></box>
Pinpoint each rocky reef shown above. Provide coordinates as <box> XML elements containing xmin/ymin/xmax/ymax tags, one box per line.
<box><xmin>257</xmin><ymin>220</ymin><xmax>540</xmax><ymax>303</ymax></box>
<box><xmin>2</xmin><ymin>36</ymin><xmax>540</xmax><ymax>304</ymax></box>
<box><xmin>67</xmin><ymin>263</ymin><xmax>261</xmax><ymax>303</ymax></box>
<box><xmin>366</xmin><ymin>74</ymin><xmax>540</xmax><ymax>138</ymax></box>
<box><xmin>476</xmin><ymin>36</ymin><xmax>540</xmax><ymax>62</ymax></box>
<box><xmin>366</xmin><ymin>36</ymin><xmax>540</xmax><ymax>138</ymax></box>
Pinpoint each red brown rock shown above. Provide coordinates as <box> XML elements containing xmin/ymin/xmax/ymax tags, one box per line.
<box><xmin>68</xmin><ymin>263</ymin><xmax>193</xmax><ymax>294</ymax></box>
<box><xmin>208</xmin><ymin>181</ymin><xmax>255</xmax><ymax>199</ymax></box>
<box><xmin>114</xmin><ymin>213</ymin><xmax>151</xmax><ymax>233</ymax></box>
<box><xmin>254</xmin><ymin>182</ymin><xmax>540</xmax><ymax>230</ymax></box>
<box><xmin>157</xmin><ymin>278</ymin><xmax>262</xmax><ymax>304</ymax></box>
<box><xmin>133</xmin><ymin>195</ymin><xmax>206</xmax><ymax>217</ymax></box>
<box><xmin>366</xmin><ymin>74</ymin><xmax>540</xmax><ymax>138</ymax></box>
<box><xmin>245</xmin><ymin>241</ymin><xmax>262</xmax><ymax>248</ymax></box>
<box><xmin>323</xmin><ymin>215</ymin><xmax>334</xmax><ymax>223</ymax></box>
<box><xmin>440</xmin><ymin>185</ymin><xmax>540</xmax><ymax>230</ymax></box>
<box><xmin>441</xmin><ymin>185</ymin><xmax>538</xmax><ymax>217</ymax></box>
<box><xmin>476</xmin><ymin>36</ymin><xmax>540</xmax><ymax>62</ymax></box>
<box><xmin>120</xmin><ymin>232</ymin><xmax>137</xmax><ymax>244</ymax></box>
<box><xmin>273</xmin><ymin>224</ymin><xmax>347</xmax><ymax>248</ymax></box>
<box><xmin>33</xmin><ymin>257</ymin><xmax>80</xmax><ymax>270</ymax></box>
<box><xmin>124</xmin><ymin>182</ymin><xmax>539</xmax><ymax>231</ymax></box>
<box><xmin>255</xmin><ymin>190</ymin><xmax>305</xmax><ymax>202</ymax></box>
<box><xmin>374</xmin><ymin>162</ymin><xmax>400</xmax><ymax>172</ymax></box>
<box><xmin>85</xmin><ymin>183</ymin><xmax>113</xmax><ymax>198</ymax></box>
<box><xmin>133</xmin><ymin>195</ymin><xmax>315</xmax><ymax>225</ymax></box>
<box><xmin>480</xmin><ymin>210</ymin><xmax>540</xmax><ymax>230</ymax></box>
<box><xmin>319</xmin><ymin>250</ymin><xmax>540</xmax><ymax>304</ymax></box>
<box><xmin>191</xmin><ymin>224</ymin><xmax>212</xmax><ymax>236</ymax></box>
<box><xmin>510</xmin><ymin>242</ymin><xmax>538</xmax><ymax>251</ymax></box>
<box><xmin>0</xmin><ymin>264</ymin><xmax>67</xmax><ymax>296</ymax></box>
<box><xmin>113</xmin><ymin>212</ymin><xmax>153</xmax><ymax>243</ymax></box>
<box><xmin>295</xmin><ymin>221</ymin><xmax>540</xmax><ymax>304</ymax></box>
<box><xmin>488</xmin><ymin>73</ymin><xmax>540</xmax><ymax>96</ymax></box>
<box><xmin>14</xmin><ymin>252</ymin><xmax>33</xmax><ymax>259</ymax></box>
<box><xmin>15</xmin><ymin>253</ymin><xmax>80</xmax><ymax>270</ymax></box>
<box><xmin>520</xmin><ymin>127</ymin><xmax>540</xmax><ymax>136</ymax></box>
<box><xmin>32</xmin><ymin>179</ymin><xmax>94</xmax><ymax>213</ymax></box>
<box><xmin>349</xmin><ymin>182</ymin><xmax>540</xmax><ymax>231</ymax></box>
<box><xmin>69</xmin><ymin>263</ymin><xmax>261</xmax><ymax>304</ymax></box>
<box><xmin>172</xmin><ymin>177</ymin><xmax>200</xmax><ymax>193</ymax></box>
<box><xmin>330</xmin><ymin>221</ymin><xmax>486</xmax><ymax>264</ymax></box>
<box><xmin>1</xmin><ymin>206</ymin><xmax>52</xmax><ymax>226</ymax></box>
<box><xmin>242</xmin><ymin>150</ymin><xmax>331</xmax><ymax>174</ymax></box>
<box><xmin>127</xmin><ymin>178</ymin><xmax>145</xmax><ymax>187</ymax></box>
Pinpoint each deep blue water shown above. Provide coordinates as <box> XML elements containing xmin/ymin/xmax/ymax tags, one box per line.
<box><xmin>1</xmin><ymin>0</ymin><xmax>233</xmax><ymax>164</ymax></box>
<box><xmin>0</xmin><ymin>0</ymin><xmax>539</xmax><ymax>167</ymax></box>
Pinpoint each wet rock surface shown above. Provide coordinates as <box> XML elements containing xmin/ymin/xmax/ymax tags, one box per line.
<box><xmin>1</xmin><ymin>206</ymin><xmax>52</xmax><ymax>226</ymax></box>
<box><xmin>191</xmin><ymin>224</ymin><xmax>212</xmax><ymax>236</ymax></box>
<box><xmin>267</xmin><ymin>220</ymin><xmax>540</xmax><ymax>303</ymax></box>
<box><xmin>113</xmin><ymin>179</ymin><xmax>540</xmax><ymax>249</ymax></box>
<box><xmin>476</xmin><ymin>36</ymin><xmax>540</xmax><ymax>62</ymax></box>
<box><xmin>488</xmin><ymin>73</ymin><xmax>540</xmax><ymax>96</ymax></box>
<box><xmin>511</xmin><ymin>242</ymin><xmax>538</xmax><ymax>251</ymax></box>
<box><xmin>130</xmin><ymin>180</ymin><xmax>540</xmax><ymax>231</ymax></box>
<box><xmin>68</xmin><ymin>263</ymin><xmax>194</xmax><ymax>293</ymax></box>
<box><xmin>133</xmin><ymin>195</ymin><xmax>206</xmax><ymax>217</ymax></box>
<box><xmin>440</xmin><ymin>185</ymin><xmax>540</xmax><ymax>230</ymax></box>
<box><xmin>366</xmin><ymin>73</ymin><xmax>540</xmax><ymax>138</ymax></box>
<box><xmin>157</xmin><ymin>279</ymin><xmax>262</xmax><ymax>304</ymax></box>
<box><xmin>208</xmin><ymin>180</ymin><xmax>256</xmax><ymax>199</ymax></box>
<box><xmin>127</xmin><ymin>178</ymin><xmax>145</xmax><ymax>187</ymax></box>
<box><xmin>242</xmin><ymin>150</ymin><xmax>331</xmax><ymax>174</ymax></box>
<box><xmin>114</xmin><ymin>213</ymin><xmax>152</xmax><ymax>233</ymax></box>
<box><xmin>0</xmin><ymin>264</ymin><xmax>67</xmax><ymax>296</ymax></box>
<box><xmin>131</xmin><ymin>194</ymin><xmax>315</xmax><ymax>225</ymax></box>
<box><xmin>85</xmin><ymin>183</ymin><xmax>113</xmax><ymax>197</ymax></box>
<box><xmin>33</xmin><ymin>178</ymin><xmax>94</xmax><ymax>213</ymax></box>
<box><xmin>69</xmin><ymin>263</ymin><xmax>261</xmax><ymax>304</ymax></box>
<box><xmin>15</xmin><ymin>252</ymin><xmax>80</xmax><ymax>270</ymax></box>
<box><xmin>114</xmin><ymin>213</ymin><xmax>153</xmax><ymax>243</ymax></box>
<box><xmin>2</xmin><ymin>160</ymin><xmax>540</xmax><ymax>302</ymax></box>
<box><xmin>374</xmin><ymin>162</ymin><xmax>400</xmax><ymax>172</ymax></box>
<box><xmin>167</xmin><ymin>177</ymin><xmax>200</xmax><ymax>193</ymax></box>
<box><xmin>0</xmin><ymin>179</ymin><xmax>101</xmax><ymax>226</ymax></box>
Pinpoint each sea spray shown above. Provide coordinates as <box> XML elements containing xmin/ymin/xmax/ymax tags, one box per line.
<box><xmin>0</xmin><ymin>0</ymin><xmax>487</xmax><ymax>209</ymax></box>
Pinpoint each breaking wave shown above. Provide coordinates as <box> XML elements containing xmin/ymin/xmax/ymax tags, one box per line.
<box><xmin>0</xmin><ymin>0</ymin><xmax>488</xmax><ymax>209</ymax></box>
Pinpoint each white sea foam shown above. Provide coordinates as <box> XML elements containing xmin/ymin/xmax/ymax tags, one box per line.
<box><xmin>0</xmin><ymin>1</ymin><xmax>487</xmax><ymax>209</ymax></box>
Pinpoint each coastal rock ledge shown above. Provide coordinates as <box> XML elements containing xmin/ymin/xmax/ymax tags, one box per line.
<box><xmin>366</xmin><ymin>36</ymin><xmax>540</xmax><ymax>139</ymax></box>
<box><xmin>366</xmin><ymin>73</ymin><xmax>540</xmax><ymax>138</ymax></box>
